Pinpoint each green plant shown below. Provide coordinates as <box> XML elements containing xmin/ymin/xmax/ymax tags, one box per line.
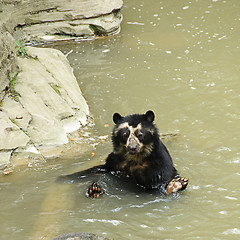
<box><xmin>16</xmin><ymin>41</ymin><xmax>27</xmax><ymax>57</ymax></box>
<box><xmin>9</xmin><ymin>117</ymin><xmax>17</xmax><ymax>125</ymax></box>
<box><xmin>50</xmin><ymin>83</ymin><xmax>61</xmax><ymax>95</ymax></box>
<box><xmin>89</xmin><ymin>24</ymin><xmax>107</xmax><ymax>36</ymax></box>
<box><xmin>8</xmin><ymin>72</ymin><xmax>21</xmax><ymax>101</ymax></box>
<box><xmin>9</xmin><ymin>72</ymin><xmax>18</xmax><ymax>90</ymax></box>
<box><xmin>16</xmin><ymin>41</ymin><xmax>38</xmax><ymax>60</ymax></box>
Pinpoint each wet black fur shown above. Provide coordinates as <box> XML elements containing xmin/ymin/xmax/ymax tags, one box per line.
<box><xmin>59</xmin><ymin>111</ymin><xmax>178</xmax><ymax>192</ymax></box>
<box><xmin>105</xmin><ymin>111</ymin><xmax>178</xmax><ymax>189</ymax></box>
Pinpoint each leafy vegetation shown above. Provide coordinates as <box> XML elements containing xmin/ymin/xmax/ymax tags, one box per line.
<box><xmin>16</xmin><ymin>41</ymin><xmax>38</xmax><ymax>59</ymax></box>
<box><xmin>9</xmin><ymin>72</ymin><xmax>18</xmax><ymax>90</ymax></box>
<box><xmin>7</xmin><ymin>72</ymin><xmax>21</xmax><ymax>101</ymax></box>
<box><xmin>50</xmin><ymin>83</ymin><xmax>61</xmax><ymax>95</ymax></box>
<box><xmin>16</xmin><ymin>41</ymin><xmax>28</xmax><ymax>57</ymax></box>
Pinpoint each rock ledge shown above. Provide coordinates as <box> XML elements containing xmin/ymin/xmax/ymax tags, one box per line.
<box><xmin>0</xmin><ymin>46</ymin><xmax>90</xmax><ymax>169</ymax></box>
<box><xmin>0</xmin><ymin>0</ymin><xmax>123</xmax><ymax>169</ymax></box>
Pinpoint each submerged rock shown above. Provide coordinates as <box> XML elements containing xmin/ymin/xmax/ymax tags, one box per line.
<box><xmin>53</xmin><ymin>232</ymin><xmax>111</xmax><ymax>240</ymax></box>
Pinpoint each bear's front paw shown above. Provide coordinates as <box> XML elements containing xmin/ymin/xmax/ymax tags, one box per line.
<box><xmin>166</xmin><ymin>178</ymin><xmax>188</xmax><ymax>195</ymax></box>
<box><xmin>87</xmin><ymin>182</ymin><xmax>104</xmax><ymax>198</ymax></box>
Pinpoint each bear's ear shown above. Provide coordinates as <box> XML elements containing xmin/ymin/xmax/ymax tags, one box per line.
<box><xmin>113</xmin><ymin>113</ymin><xmax>122</xmax><ymax>124</ymax></box>
<box><xmin>145</xmin><ymin>110</ymin><xmax>155</xmax><ymax>122</ymax></box>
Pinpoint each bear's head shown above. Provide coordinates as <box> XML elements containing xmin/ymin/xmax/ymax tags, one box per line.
<box><xmin>112</xmin><ymin>111</ymin><xmax>159</xmax><ymax>158</ymax></box>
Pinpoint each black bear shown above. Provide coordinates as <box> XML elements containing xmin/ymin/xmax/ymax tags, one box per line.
<box><xmin>60</xmin><ymin>111</ymin><xmax>188</xmax><ymax>197</ymax></box>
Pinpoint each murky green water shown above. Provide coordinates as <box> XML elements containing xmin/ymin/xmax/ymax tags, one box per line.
<box><xmin>1</xmin><ymin>0</ymin><xmax>240</xmax><ymax>239</ymax></box>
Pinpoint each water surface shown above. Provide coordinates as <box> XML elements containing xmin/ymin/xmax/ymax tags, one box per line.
<box><xmin>1</xmin><ymin>0</ymin><xmax>240</xmax><ymax>239</ymax></box>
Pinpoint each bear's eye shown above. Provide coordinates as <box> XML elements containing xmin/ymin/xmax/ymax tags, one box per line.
<box><xmin>135</xmin><ymin>131</ymin><xmax>144</xmax><ymax>140</ymax></box>
<box><xmin>120</xmin><ymin>128</ymin><xmax>130</xmax><ymax>141</ymax></box>
<box><xmin>123</xmin><ymin>132</ymin><xmax>128</xmax><ymax>138</ymax></box>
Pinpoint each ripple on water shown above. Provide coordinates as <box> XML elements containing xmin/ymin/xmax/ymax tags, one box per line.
<box><xmin>223</xmin><ymin>228</ymin><xmax>240</xmax><ymax>235</ymax></box>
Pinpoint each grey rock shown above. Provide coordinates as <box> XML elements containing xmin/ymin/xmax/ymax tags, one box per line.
<box><xmin>2</xmin><ymin>96</ymin><xmax>32</xmax><ymax>131</ymax></box>
<box><xmin>0</xmin><ymin>151</ymin><xmax>13</xmax><ymax>170</ymax></box>
<box><xmin>0</xmin><ymin>46</ymin><xmax>90</xmax><ymax>168</ymax></box>
<box><xmin>53</xmin><ymin>232</ymin><xmax>111</xmax><ymax>240</ymax></box>
<box><xmin>11</xmin><ymin>0</ymin><xmax>123</xmax><ymax>43</ymax></box>
<box><xmin>0</xmin><ymin>111</ymin><xmax>30</xmax><ymax>150</ymax></box>
<box><xmin>0</xmin><ymin>29</ymin><xmax>18</xmax><ymax>97</ymax></box>
<box><xmin>0</xmin><ymin>0</ymin><xmax>123</xmax><ymax>168</ymax></box>
<box><xmin>14</xmin><ymin>46</ymin><xmax>89</xmax><ymax>146</ymax></box>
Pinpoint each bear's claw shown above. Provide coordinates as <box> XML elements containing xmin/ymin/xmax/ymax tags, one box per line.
<box><xmin>87</xmin><ymin>182</ymin><xmax>104</xmax><ymax>198</ymax></box>
<box><xmin>166</xmin><ymin>177</ymin><xmax>189</xmax><ymax>195</ymax></box>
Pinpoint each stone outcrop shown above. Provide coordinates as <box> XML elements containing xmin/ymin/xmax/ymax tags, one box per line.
<box><xmin>1</xmin><ymin>0</ymin><xmax>123</xmax><ymax>43</ymax></box>
<box><xmin>0</xmin><ymin>46</ymin><xmax>89</xmax><ymax>169</ymax></box>
<box><xmin>0</xmin><ymin>0</ymin><xmax>123</xmax><ymax>97</ymax></box>
<box><xmin>0</xmin><ymin>0</ymin><xmax>123</xmax><ymax>169</ymax></box>
<box><xmin>0</xmin><ymin>28</ymin><xmax>18</xmax><ymax>100</ymax></box>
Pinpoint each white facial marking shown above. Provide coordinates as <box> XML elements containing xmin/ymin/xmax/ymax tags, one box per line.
<box><xmin>115</xmin><ymin>122</ymin><xmax>151</xmax><ymax>155</ymax></box>
<box><xmin>126</xmin><ymin>126</ymin><xmax>139</xmax><ymax>147</ymax></box>
<box><xmin>114</xmin><ymin>122</ymin><xmax>129</xmax><ymax>136</ymax></box>
<box><xmin>126</xmin><ymin>123</ymin><xmax>143</xmax><ymax>151</ymax></box>
<box><xmin>118</xmin><ymin>122</ymin><xmax>130</xmax><ymax>129</ymax></box>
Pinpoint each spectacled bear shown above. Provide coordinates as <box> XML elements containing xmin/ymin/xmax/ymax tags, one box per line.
<box><xmin>60</xmin><ymin>111</ymin><xmax>188</xmax><ymax>196</ymax></box>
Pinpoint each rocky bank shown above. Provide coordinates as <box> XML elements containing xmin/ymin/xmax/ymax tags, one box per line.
<box><xmin>0</xmin><ymin>0</ymin><xmax>123</xmax><ymax>170</ymax></box>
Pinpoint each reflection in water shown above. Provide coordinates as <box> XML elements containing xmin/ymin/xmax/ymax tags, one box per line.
<box><xmin>0</xmin><ymin>0</ymin><xmax>240</xmax><ymax>239</ymax></box>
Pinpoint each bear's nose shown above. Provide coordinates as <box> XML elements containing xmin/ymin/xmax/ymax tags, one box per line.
<box><xmin>128</xmin><ymin>145</ymin><xmax>137</xmax><ymax>154</ymax></box>
<box><xmin>127</xmin><ymin>135</ymin><xmax>139</xmax><ymax>154</ymax></box>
